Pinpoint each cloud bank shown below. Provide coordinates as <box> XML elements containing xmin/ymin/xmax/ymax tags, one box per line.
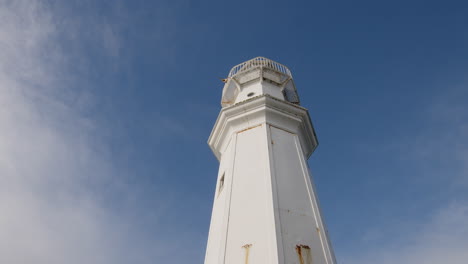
<box><xmin>0</xmin><ymin>1</ymin><xmax>164</xmax><ymax>263</ymax></box>
<box><xmin>342</xmin><ymin>202</ymin><xmax>468</xmax><ymax>264</ymax></box>
<box><xmin>339</xmin><ymin>84</ymin><xmax>468</xmax><ymax>264</ymax></box>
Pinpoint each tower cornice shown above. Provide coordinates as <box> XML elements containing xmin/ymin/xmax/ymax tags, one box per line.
<box><xmin>208</xmin><ymin>94</ymin><xmax>318</xmax><ymax>160</ymax></box>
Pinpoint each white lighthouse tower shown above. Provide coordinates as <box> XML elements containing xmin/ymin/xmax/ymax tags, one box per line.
<box><xmin>205</xmin><ymin>57</ymin><xmax>337</xmax><ymax>264</ymax></box>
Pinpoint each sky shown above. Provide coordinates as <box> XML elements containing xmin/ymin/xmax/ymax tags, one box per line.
<box><xmin>0</xmin><ymin>0</ymin><xmax>467</xmax><ymax>263</ymax></box>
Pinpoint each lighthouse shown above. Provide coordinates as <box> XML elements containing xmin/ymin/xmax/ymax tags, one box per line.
<box><xmin>204</xmin><ymin>57</ymin><xmax>337</xmax><ymax>264</ymax></box>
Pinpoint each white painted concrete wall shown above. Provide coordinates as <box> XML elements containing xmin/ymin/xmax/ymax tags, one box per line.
<box><xmin>224</xmin><ymin>125</ymin><xmax>275</xmax><ymax>263</ymax></box>
<box><xmin>269</xmin><ymin>125</ymin><xmax>335</xmax><ymax>264</ymax></box>
<box><xmin>205</xmin><ymin>111</ymin><xmax>336</xmax><ymax>264</ymax></box>
<box><xmin>204</xmin><ymin>136</ymin><xmax>234</xmax><ymax>264</ymax></box>
<box><xmin>234</xmin><ymin>81</ymin><xmax>285</xmax><ymax>104</ymax></box>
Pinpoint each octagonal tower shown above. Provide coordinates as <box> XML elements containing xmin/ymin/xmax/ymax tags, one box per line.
<box><xmin>205</xmin><ymin>57</ymin><xmax>337</xmax><ymax>264</ymax></box>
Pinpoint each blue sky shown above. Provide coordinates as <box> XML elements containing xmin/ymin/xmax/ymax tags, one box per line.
<box><xmin>1</xmin><ymin>0</ymin><xmax>467</xmax><ymax>263</ymax></box>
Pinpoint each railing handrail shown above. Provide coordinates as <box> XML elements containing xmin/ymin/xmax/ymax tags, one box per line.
<box><xmin>228</xmin><ymin>57</ymin><xmax>292</xmax><ymax>78</ymax></box>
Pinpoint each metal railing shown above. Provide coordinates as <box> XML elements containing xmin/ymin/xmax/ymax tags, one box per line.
<box><xmin>228</xmin><ymin>57</ymin><xmax>292</xmax><ymax>78</ymax></box>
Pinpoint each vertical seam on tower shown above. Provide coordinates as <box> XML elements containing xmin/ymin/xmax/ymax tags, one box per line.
<box><xmin>222</xmin><ymin>133</ymin><xmax>238</xmax><ymax>264</ymax></box>
<box><xmin>294</xmin><ymin>136</ymin><xmax>331</xmax><ymax>264</ymax></box>
<box><xmin>306</xmin><ymin>161</ymin><xmax>336</xmax><ymax>264</ymax></box>
<box><xmin>266</xmin><ymin>124</ymin><xmax>285</xmax><ymax>264</ymax></box>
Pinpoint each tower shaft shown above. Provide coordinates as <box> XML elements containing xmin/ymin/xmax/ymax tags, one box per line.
<box><xmin>205</xmin><ymin>58</ymin><xmax>336</xmax><ymax>264</ymax></box>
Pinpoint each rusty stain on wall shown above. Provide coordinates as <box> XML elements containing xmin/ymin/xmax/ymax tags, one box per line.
<box><xmin>296</xmin><ymin>244</ymin><xmax>312</xmax><ymax>264</ymax></box>
<box><xmin>242</xmin><ymin>244</ymin><xmax>252</xmax><ymax>264</ymax></box>
<box><xmin>237</xmin><ymin>124</ymin><xmax>262</xmax><ymax>134</ymax></box>
<box><xmin>221</xmin><ymin>99</ymin><xmax>234</xmax><ymax>105</ymax></box>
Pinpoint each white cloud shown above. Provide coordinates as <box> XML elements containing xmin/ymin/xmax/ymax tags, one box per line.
<box><xmin>338</xmin><ymin>85</ymin><xmax>468</xmax><ymax>264</ymax></box>
<box><xmin>428</xmin><ymin>86</ymin><xmax>468</xmax><ymax>185</ymax></box>
<box><xmin>0</xmin><ymin>1</ymin><xmax>168</xmax><ymax>263</ymax></box>
<box><xmin>342</xmin><ymin>203</ymin><xmax>468</xmax><ymax>264</ymax></box>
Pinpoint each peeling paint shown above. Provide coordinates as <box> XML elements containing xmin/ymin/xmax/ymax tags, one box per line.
<box><xmin>242</xmin><ymin>244</ymin><xmax>252</xmax><ymax>264</ymax></box>
<box><xmin>296</xmin><ymin>245</ymin><xmax>312</xmax><ymax>264</ymax></box>
<box><xmin>237</xmin><ymin>124</ymin><xmax>262</xmax><ymax>134</ymax></box>
<box><xmin>222</xmin><ymin>99</ymin><xmax>234</xmax><ymax>105</ymax></box>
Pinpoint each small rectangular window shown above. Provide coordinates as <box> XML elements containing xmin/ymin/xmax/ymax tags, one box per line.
<box><xmin>218</xmin><ymin>173</ymin><xmax>225</xmax><ymax>196</ymax></box>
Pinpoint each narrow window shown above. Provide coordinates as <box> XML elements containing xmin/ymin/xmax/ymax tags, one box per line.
<box><xmin>218</xmin><ymin>173</ymin><xmax>225</xmax><ymax>196</ymax></box>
